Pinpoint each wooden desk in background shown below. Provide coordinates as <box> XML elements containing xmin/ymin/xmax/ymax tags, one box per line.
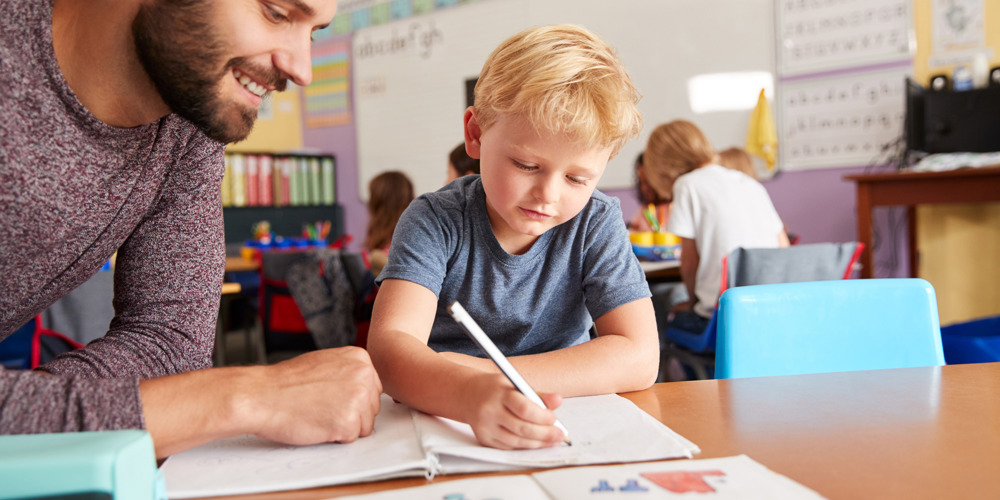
<box><xmin>845</xmin><ymin>165</ymin><xmax>1000</xmax><ymax>279</ymax></box>
<box><xmin>640</xmin><ymin>259</ymin><xmax>681</xmax><ymax>283</ymax></box>
<box><xmin>225</xmin><ymin>256</ymin><xmax>259</xmax><ymax>273</ymax></box>
<box><xmin>192</xmin><ymin>362</ymin><xmax>1000</xmax><ymax>500</ymax></box>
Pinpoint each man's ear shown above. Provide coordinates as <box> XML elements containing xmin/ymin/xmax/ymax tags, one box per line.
<box><xmin>463</xmin><ymin>107</ymin><xmax>482</xmax><ymax>159</ymax></box>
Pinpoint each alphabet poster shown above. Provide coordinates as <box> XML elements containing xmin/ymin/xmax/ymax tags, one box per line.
<box><xmin>776</xmin><ymin>0</ymin><xmax>914</xmax><ymax>171</ymax></box>
<box><xmin>779</xmin><ymin>66</ymin><xmax>909</xmax><ymax>170</ymax></box>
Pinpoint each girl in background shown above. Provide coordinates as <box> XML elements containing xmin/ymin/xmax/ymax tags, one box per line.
<box><xmin>645</xmin><ymin>120</ymin><xmax>788</xmax><ymax>333</ymax></box>
<box><xmin>365</xmin><ymin>171</ymin><xmax>415</xmax><ymax>276</ymax></box>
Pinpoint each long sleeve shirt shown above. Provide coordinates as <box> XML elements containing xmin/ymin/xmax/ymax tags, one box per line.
<box><xmin>0</xmin><ymin>0</ymin><xmax>226</xmax><ymax>433</ymax></box>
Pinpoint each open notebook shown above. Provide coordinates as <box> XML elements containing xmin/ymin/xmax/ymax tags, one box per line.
<box><xmin>162</xmin><ymin>394</ymin><xmax>699</xmax><ymax>498</ymax></box>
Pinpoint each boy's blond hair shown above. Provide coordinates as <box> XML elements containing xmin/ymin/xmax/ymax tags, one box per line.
<box><xmin>644</xmin><ymin>120</ymin><xmax>716</xmax><ymax>201</ymax></box>
<box><xmin>474</xmin><ymin>24</ymin><xmax>642</xmax><ymax>157</ymax></box>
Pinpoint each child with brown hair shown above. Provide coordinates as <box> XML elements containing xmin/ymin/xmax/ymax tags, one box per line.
<box><xmin>446</xmin><ymin>142</ymin><xmax>481</xmax><ymax>185</ymax></box>
<box><xmin>364</xmin><ymin>171</ymin><xmax>415</xmax><ymax>276</ymax></box>
<box><xmin>367</xmin><ymin>24</ymin><xmax>656</xmax><ymax>450</ymax></box>
<box><xmin>645</xmin><ymin>121</ymin><xmax>788</xmax><ymax>332</ymax></box>
<box><xmin>717</xmin><ymin>147</ymin><xmax>758</xmax><ymax>180</ymax></box>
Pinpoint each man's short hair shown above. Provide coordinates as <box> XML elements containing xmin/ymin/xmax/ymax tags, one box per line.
<box><xmin>473</xmin><ymin>24</ymin><xmax>642</xmax><ymax>158</ymax></box>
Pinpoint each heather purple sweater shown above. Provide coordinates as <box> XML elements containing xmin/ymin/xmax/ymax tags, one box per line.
<box><xmin>0</xmin><ymin>0</ymin><xmax>226</xmax><ymax>433</ymax></box>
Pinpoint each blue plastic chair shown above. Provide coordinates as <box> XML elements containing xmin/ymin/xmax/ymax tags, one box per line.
<box><xmin>715</xmin><ymin>278</ymin><xmax>945</xmax><ymax>379</ymax></box>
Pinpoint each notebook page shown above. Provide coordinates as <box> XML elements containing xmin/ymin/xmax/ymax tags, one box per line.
<box><xmin>336</xmin><ymin>475</ymin><xmax>554</xmax><ymax>500</ymax></box>
<box><xmin>532</xmin><ymin>455</ymin><xmax>826</xmax><ymax>499</ymax></box>
<box><xmin>163</xmin><ymin>396</ymin><xmax>427</xmax><ymax>498</ymax></box>
<box><xmin>415</xmin><ymin>394</ymin><xmax>699</xmax><ymax>474</ymax></box>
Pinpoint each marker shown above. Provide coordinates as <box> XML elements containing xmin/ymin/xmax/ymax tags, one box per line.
<box><xmin>447</xmin><ymin>301</ymin><xmax>572</xmax><ymax>445</ymax></box>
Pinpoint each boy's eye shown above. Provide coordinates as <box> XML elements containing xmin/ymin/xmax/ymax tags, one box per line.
<box><xmin>513</xmin><ymin>160</ymin><xmax>536</xmax><ymax>171</ymax></box>
<box><xmin>567</xmin><ymin>175</ymin><xmax>588</xmax><ymax>185</ymax></box>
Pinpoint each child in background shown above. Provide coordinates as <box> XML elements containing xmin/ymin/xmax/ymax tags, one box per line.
<box><xmin>644</xmin><ymin>120</ymin><xmax>788</xmax><ymax>333</ymax></box>
<box><xmin>717</xmin><ymin>147</ymin><xmax>758</xmax><ymax>180</ymax></box>
<box><xmin>627</xmin><ymin>152</ymin><xmax>670</xmax><ymax>232</ymax></box>
<box><xmin>364</xmin><ymin>171</ymin><xmax>415</xmax><ymax>277</ymax></box>
<box><xmin>445</xmin><ymin>142</ymin><xmax>481</xmax><ymax>185</ymax></box>
<box><xmin>367</xmin><ymin>24</ymin><xmax>657</xmax><ymax>450</ymax></box>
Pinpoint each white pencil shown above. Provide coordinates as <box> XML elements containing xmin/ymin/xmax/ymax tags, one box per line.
<box><xmin>447</xmin><ymin>301</ymin><xmax>572</xmax><ymax>445</ymax></box>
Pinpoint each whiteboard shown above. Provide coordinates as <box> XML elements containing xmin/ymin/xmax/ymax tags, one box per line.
<box><xmin>354</xmin><ymin>0</ymin><xmax>776</xmax><ymax>197</ymax></box>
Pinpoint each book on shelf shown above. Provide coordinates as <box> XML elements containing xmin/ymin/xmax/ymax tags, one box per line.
<box><xmin>222</xmin><ymin>152</ymin><xmax>336</xmax><ymax>207</ymax></box>
<box><xmin>161</xmin><ymin>394</ymin><xmax>699</xmax><ymax>499</ymax></box>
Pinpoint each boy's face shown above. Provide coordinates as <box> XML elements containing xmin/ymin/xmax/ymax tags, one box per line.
<box><xmin>133</xmin><ymin>0</ymin><xmax>337</xmax><ymax>143</ymax></box>
<box><xmin>465</xmin><ymin>108</ymin><xmax>612</xmax><ymax>254</ymax></box>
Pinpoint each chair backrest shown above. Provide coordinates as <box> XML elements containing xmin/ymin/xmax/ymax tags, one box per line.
<box><xmin>720</xmin><ymin>242</ymin><xmax>863</xmax><ymax>296</ymax></box>
<box><xmin>716</xmin><ymin>278</ymin><xmax>945</xmax><ymax>379</ymax></box>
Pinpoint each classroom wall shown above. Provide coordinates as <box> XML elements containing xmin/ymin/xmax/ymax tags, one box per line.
<box><xmin>274</xmin><ymin>0</ymin><xmax>917</xmax><ymax>281</ymax></box>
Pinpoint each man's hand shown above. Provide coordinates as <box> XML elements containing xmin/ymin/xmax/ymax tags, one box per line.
<box><xmin>249</xmin><ymin>347</ymin><xmax>382</xmax><ymax>445</ymax></box>
<box><xmin>142</xmin><ymin>346</ymin><xmax>382</xmax><ymax>458</ymax></box>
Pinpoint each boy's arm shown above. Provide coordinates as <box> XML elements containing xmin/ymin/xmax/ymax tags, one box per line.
<box><xmin>367</xmin><ymin>279</ymin><xmax>566</xmax><ymax>450</ymax></box>
<box><xmin>444</xmin><ymin>297</ymin><xmax>659</xmax><ymax>396</ymax></box>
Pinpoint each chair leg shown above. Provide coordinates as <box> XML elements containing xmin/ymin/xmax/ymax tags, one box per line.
<box><xmin>661</xmin><ymin>343</ymin><xmax>715</xmax><ymax>381</ymax></box>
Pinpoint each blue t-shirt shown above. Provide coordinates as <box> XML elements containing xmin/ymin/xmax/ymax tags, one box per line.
<box><xmin>378</xmin><ymin>175</ymin><xmax>650</xmax><ymax>356</ymax></box>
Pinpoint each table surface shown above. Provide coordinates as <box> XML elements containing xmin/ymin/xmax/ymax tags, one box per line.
<box><xmin>191</xmin><ymin>362</ymin><xmax>1000</xmax><ymax>500</ymax></box>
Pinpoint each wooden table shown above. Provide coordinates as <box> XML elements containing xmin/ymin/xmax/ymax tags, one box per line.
<box><xmin>844</xmin><ymin>165</ymin><xmax>1000</xmax><ymax>279</ymax></box>
<box><xmin>640</xmin><ymin>259</ymin><xmax>681</xmax><ymax>283</ymax></box>
<box><xmin>193</xmin><ymin>362</ymin><xmax>1000</xmax><ymax>500</ymax></box>
<box><xmin>225</xmin><ymin>256</ymin><xmax>259</xmax><ymax>273</ymax></box>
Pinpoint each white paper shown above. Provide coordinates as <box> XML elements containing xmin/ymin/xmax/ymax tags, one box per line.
<box><xmin>162</xmin><ymin>394</ymin><xmax>700</xmax><ymax>498</ymax></box>
<box><xmin>417</xmin><ymin>394</ymin><xmax>699</xmax><ymax>473</ymax></box>
<box><xmin>163</xmin><ymin>397</ymin><xmax>428</xmax><ymax>498</ymax></box>
<box><xmin>532</xmin><ymin>455</ymin><xmax>826</xmax><ymax>499</ymax></box>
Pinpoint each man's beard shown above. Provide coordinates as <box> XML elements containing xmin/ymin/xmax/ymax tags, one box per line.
<box><xmin>132</xmin><ymin>1</ymin><xmax>285</xmax><ymax>143</ymax></box>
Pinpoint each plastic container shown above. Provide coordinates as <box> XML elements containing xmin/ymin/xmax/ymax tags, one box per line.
<box><xmin>940</xmin><ymin>315</ymin><xmax>1000</xmax><ymax>364</ymax></box>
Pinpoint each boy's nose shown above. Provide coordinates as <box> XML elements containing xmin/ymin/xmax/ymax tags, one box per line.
<box><xmin>533</xmin><ymin>175</ymin><xmax>560</xmax><ymax>204</ymax></box>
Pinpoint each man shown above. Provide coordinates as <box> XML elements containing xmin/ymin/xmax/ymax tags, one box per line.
<box><xmin>0</xmin><ymin>0</ymin><xmax>381</xmax><ymax>458</ymax></box>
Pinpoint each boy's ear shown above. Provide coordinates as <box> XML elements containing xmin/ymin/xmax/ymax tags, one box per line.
<box><xmin>463</xmin><ymin>107</ymin><xmax>482</xmax><ymax>159</ymax></box>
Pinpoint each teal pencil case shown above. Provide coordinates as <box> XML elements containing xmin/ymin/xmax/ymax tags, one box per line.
<box><xmin>0</xmin><ymin>430</ymin><xmax>164</xmax><ymax>500</ymax></box>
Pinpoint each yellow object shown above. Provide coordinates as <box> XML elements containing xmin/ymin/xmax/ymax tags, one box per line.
<box><xmin>629</xmin><ymin>232</ymin><xmax>654</xmax><ymax>246</ymax></box>
<box><xmin>240</xmin><ymin>246</ymin><xmax>257</xmax><ymax>261</ymax></box>
<box><xmin>656</xmin><ymin>232</ymin><xmax>681</xmax><ymax>246</ymax></box>
<box><xmin>746</xmin><ymin>88</ymin><xmax>777</xmax><ymax>170</ymax></box>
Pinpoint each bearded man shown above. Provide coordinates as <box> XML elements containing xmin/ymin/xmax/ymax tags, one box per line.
<box><xmin>0</xmin><ymin>0</ymin><xmax>381</xmax><ymax>458</ymax></box>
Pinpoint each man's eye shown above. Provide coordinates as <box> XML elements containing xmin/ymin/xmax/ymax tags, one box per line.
<box><xmin>265</xmin><ymin>5</ymin><xmax>289</xmax><ymax>22</ymax></box>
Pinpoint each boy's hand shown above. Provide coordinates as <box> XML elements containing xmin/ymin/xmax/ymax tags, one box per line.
<box><xmin>463</xmin><ymin>372</ymin><xmax>567</xmax><ymax>450</ymax></box>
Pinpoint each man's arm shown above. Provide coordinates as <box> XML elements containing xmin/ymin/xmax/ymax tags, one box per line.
<box><xmin>367</xmin><ymin>279</ymin><xmax>565</xmax><ymax>450</ymax></box>
<box><xmin>141</xmin><ymin>347</ymin><xmax>381</xmax><ymax>458</ymax></box>
<box><xmin>44</xmin><ymin>144</ymin><xmax>225</xmax><ymax>379</ymax></box>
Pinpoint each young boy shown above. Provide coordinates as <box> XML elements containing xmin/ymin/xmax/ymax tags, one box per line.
<box><xmin>367</xmin><ymin>25</ymin><xmax>659</xmax><ymax>451</ymax></box>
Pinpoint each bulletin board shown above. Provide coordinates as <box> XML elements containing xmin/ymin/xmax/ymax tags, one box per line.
<box><xmin>353</xmin><ymin>0</ymin><xmax>776</xmax><ymax>197</ymax></box>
